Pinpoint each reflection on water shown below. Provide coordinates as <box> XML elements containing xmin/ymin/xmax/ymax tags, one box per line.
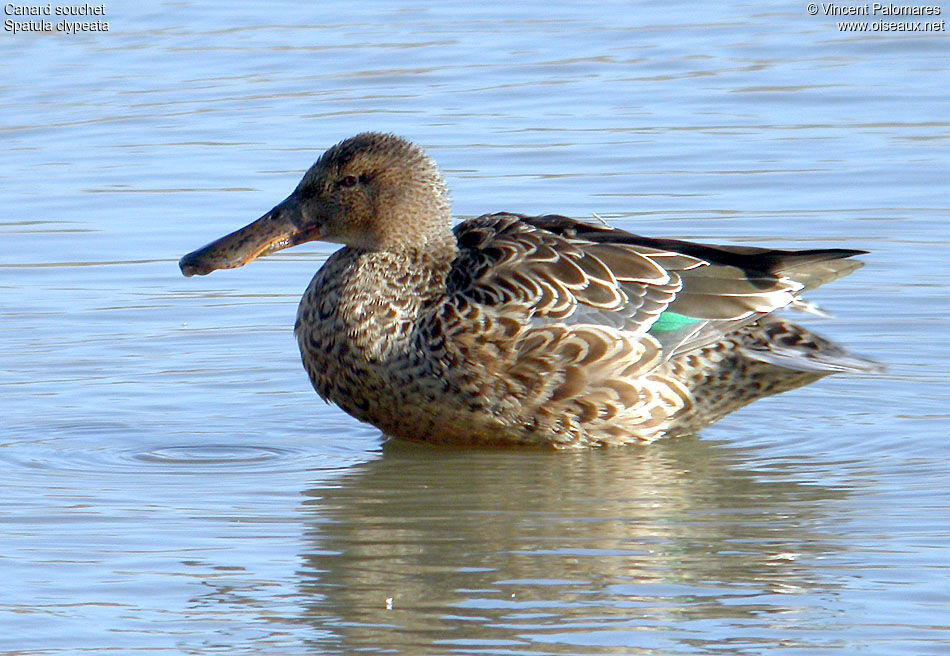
<box><xmin>299</xmin><ymin>438</ymin><xmax>849</xmax><ymax>653</ymax></box>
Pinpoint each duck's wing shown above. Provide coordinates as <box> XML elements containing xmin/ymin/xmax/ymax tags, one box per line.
<box><xmin>448</xmin><ymin>213</ymin><xmax>866</xmax><ymax>359</ymax></box>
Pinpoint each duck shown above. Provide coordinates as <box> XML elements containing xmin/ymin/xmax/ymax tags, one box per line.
<box><xmin>179</xmin><ymin>132</ymin><xmax>879</xmax><ymax>447</ymax></box>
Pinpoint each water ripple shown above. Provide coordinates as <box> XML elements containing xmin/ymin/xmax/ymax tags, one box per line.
<box><xmin>0</xmin><ymin>437</ymin><xmax>363</xmax><ymax>476</ymax></box>
<box><xmin>131</xmin><ymin>444</ymin><xmax>298</xmax><ymax>469</ymax></box>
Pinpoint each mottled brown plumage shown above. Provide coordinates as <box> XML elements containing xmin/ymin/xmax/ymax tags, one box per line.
<box><xmin>180</xmin><ymin>133</ymin><xmax>879</xmax><ymax>447</ymax></box>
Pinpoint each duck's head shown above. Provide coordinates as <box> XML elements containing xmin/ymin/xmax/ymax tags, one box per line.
<box><xmin>180</xmin><ymin>132</ymin><xmax>452</xmax><ymax>276</ymax></box>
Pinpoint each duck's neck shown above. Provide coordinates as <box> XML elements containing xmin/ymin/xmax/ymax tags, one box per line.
<box><xmin>422</xmin><ymin>228</ymin><xmax>459</xmax><ymax>259</ymax></box>
<box><xmin>373</xmin><ymin>219</ymin><xmax>458</xmax><ymax>259</ymax></box>
<box><xmin>299</xmin><ymin>240</ymin><xmax>457</xmax><ymax>361</ymax></box>
<box><xmin>366</xmin><ymin>241</ymin><xmax>458</xmax><ymax>304</ymax></box>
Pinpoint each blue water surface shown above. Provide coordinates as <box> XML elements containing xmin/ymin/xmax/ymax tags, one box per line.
<box><xmin>2</xmin><ymin>2</ymin><xmax>948</xmax><ymax>654</ymax></box>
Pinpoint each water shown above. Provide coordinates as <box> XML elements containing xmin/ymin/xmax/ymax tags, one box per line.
<box><xmin>2</xmin><ymin>1</ymin><xmax>948</xmax><ymax>653</ymax></box>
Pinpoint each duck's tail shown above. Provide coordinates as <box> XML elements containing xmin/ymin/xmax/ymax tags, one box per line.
<box><xmin>738</xmin><ymin>316</ymin><xmax>883</xmax><ymax>375</ymax></box>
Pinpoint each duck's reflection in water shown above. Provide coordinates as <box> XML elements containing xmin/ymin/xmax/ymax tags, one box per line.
<box><xmin>298</xmin><ymin>436</ymin><xmax>849</xmax><ymax>653</ymax></box>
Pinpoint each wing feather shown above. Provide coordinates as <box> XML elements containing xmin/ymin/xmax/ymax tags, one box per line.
<box><xmin>445</xmin><ymin>213</ymin><xmax>865</xmax><ymax>361</ymax></box>
<box><xmin>447</xmin><ymin>214</ymin><xmax>698</xmax><ymax>336</ymax></box>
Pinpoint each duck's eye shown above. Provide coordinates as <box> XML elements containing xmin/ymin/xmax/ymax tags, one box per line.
<box><xmin>339</xmin><ymin>175</ymin><xmax>359</xmax><ymax>188</ymax></box>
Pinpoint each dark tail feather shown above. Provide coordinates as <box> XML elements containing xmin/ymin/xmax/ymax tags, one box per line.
<box><xmin>770</xmin><ymin>253</ymin><xmax>865</xmax><ymax>292</ymax></box>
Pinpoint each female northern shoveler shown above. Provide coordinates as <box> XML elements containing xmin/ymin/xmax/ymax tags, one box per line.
<box><xmin>180</xmin><ymin>133</ymin><xmax>878</xmax><ymax>447</ymax></box>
